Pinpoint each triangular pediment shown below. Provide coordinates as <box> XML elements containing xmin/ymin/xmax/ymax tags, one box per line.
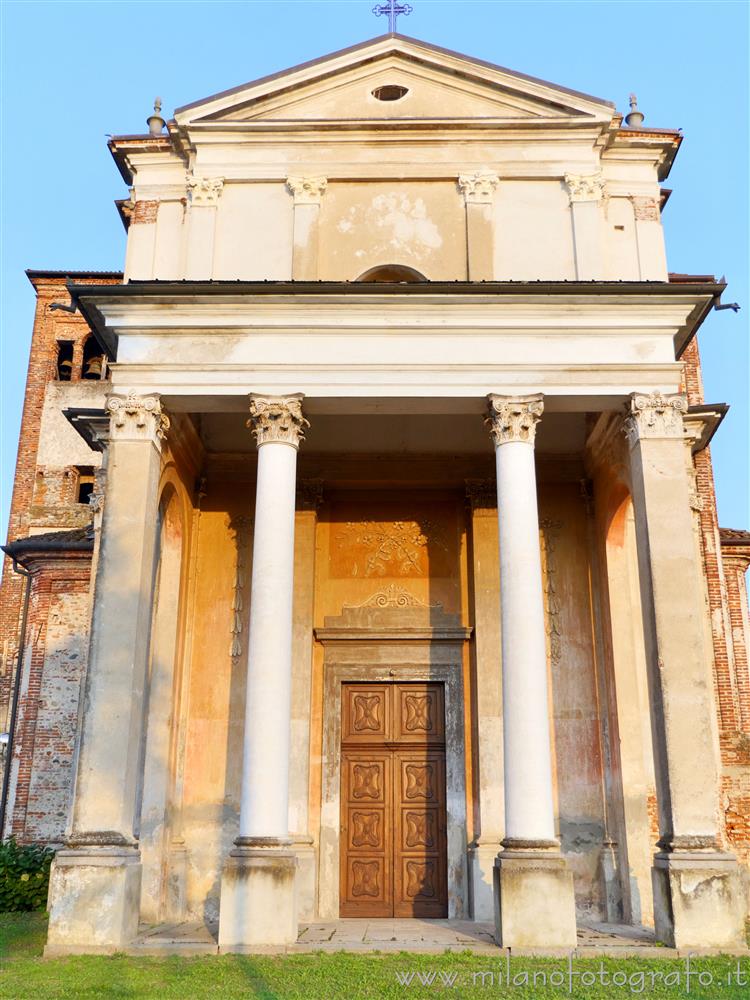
<box><xmin>175</xmin><ymin>35</ymin><xmax>615</xmax><ymax>128</ymax></box>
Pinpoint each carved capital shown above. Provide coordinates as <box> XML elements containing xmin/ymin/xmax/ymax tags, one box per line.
<box><xmin>622</xmin><ymin>392</ymin><xmax>688</xmax><ymax>446</ymax></box>
<box><xmin>485</xmin><ymin>394</ymin><xmax>544</xmax><ymax>447</ymax></box>
<box><xmin>186</xmin><ymin>173</ymin><xmax>225</xmax><ymax>206</ymax></box>
<box><xmin>631</xmin><ymin>196</ymin><xmax>660</xmax><ymax>222</ymax></box>
<box><xmin>247</xmin><ymin>393</ymin><xmax>309</xmax><ymax>449</ymax></box>
<box><xmin>458</xmin><ymin>172</ymin><xmax>500</xmax><ymax>204</ymax></box>
<box><xmin>287</xmin><ymin>176</ymin><xmax>328</xmax><ymax>205</ymax></box>
<box><xmin>106</xmin><ymin>391</ymin><xmax>169</xmax><ymax>446</ymax></box>
<box><xmin>565</xmin><ymin>171</ymin><xmax>607</xmax><ymax>204</ymax></box>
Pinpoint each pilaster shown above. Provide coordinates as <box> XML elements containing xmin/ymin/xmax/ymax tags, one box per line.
<box><xmin>184</xmin><ymin>173</ymin><xmax>224</xmax><ymax>279</ymax></box>
<box><xmin>46</xmin><ymin>392</ymin><xmax>168</xmax><ymax>955</ymax></box>
<box><xmin>290</xmin><ymin>478</ymin><xmax>323</xmax><ymax>920</ymax></box>
<box><xmin>465</xmin><ymin>480</ymin><xmax>504</xmax><ymax>920</ymax></box>
<box><xmin>624</xmin><ymin>392</ymin><xmax>745</xmax><ymax>948</ymax></box>
<box><xmin>565</xmin><ymin>171</ymin><xmax>606</xmax><ymax>280</ymax></box>
<box><xmin>458</xmin><ymin>172</ymin><xmax>499</xmax><ymax>281</ymax></box>
<box><xmin>630</xmin><ymin>196</ymin><xmax>668</xmax><ymax>280</ymax></box>
<box><xmin>287</xmin><ymin>176</ymin><xmax>328</xmax><ymax>280</ymax></box>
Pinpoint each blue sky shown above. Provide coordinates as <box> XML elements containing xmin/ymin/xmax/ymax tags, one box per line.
<box><xmin>1</xmin><ymin>0</ymin><xmax>748</xmax><ymax>531</ymax></box>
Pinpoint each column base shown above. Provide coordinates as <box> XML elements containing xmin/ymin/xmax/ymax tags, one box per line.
<box><xmin>45</xmin><ymin>846</ymin><xmax>141</xmax><ymax>955</ymax></box>
<box><xmin>652</xmin><ymin>851</ymin><xmax>747</xmax><ymax>949</ymax></box>
<box><xmin>218</xmin><ymin>839</ymin><xmax>298</xmax><ymax>950</ymax></box>
<box><xmin>493</xmin><ymin>848</ymin><xmax>577</xmax><ymax>949</ymax></box>
<box><xmin>468</xmin><ymin>840</ymin><xmax>502</xmax><ymax>921</ymax></box>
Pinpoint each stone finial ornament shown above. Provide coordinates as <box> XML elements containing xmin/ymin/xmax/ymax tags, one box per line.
<box><xmin>485</xmin><ymin>394</ymin><xmax>544</xmax><ymax>446</ymax></box>
<box><xmin>247</xmin><ymin>393</ymin><xmax>309</xmax><ymax>448</ymax></box>
<box><xmin>147</xmin><ymin>97</ymin><xmax>166</xmax><ymax>136</ymax></box>
<box><xmin>625</xmin><ymin>93</ymin><xmax>645</xmax><ymax>127</ymax></box>
<box><xmin>622</xmin><ymin>392</ymin><xmax>688</xmax><ymax>446</ymax></box>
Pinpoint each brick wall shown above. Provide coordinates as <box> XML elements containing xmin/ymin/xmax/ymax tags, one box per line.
<box><xmin>6</xmin><ymin>550</ymin><xmax>92</xmax><ymax>843</ymax></box>
<box><xmin>0</xmin><ymin>273</ymin><xmax>119</xmax><ymax>730</ymax></box>
<box><xmin>683</xmin><ymin>337</ymin><xmax>750</xmax><ymax>889</ymax></box>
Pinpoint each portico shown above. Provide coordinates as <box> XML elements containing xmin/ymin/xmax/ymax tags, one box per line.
<box><xmin>40</xmin><ymin>275</ymin><xmax>745</xmax><ymax>954</ymax></box>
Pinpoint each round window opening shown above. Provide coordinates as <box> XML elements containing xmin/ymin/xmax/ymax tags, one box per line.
<box><xmin>372</xmin><ymin>85</ymin><xmax>409</xmax><ymax>102</ymax></box>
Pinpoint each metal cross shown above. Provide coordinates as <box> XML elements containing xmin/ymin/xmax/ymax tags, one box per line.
<box><xmin>372</xmin><ymin>0</ymin><xmax>413</xmax><ymax>33</ymax></box>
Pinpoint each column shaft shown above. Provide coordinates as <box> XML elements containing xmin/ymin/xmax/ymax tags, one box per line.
<box><xmin>496</xmin><ymin>441</ymin><xmax>555</xmax><ymax>842</ymax></box>
<box><xmin>240</xmin><ymin>441</ymin><xmax>298</xmax><ymax>838</ymax></box>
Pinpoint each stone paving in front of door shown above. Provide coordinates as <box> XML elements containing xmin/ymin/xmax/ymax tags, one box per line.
<box><xmin>129</xmin><ymin>918</ymin><xmax>725</xmax><ymax>957</ymax></box>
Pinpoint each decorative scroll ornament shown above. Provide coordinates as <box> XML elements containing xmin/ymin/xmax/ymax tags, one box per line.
<box><xmin>247</xmin><ymin>393</ymin><xmax>309</xmax><ymax>448</ymax></box>
<box><xmin>457</xmin><ymin>172</ymin><xmax>500</xmax><ymax>204</ymax></box>
<box><xmin>355</xmin><ymin>585</ymin><xmax>432</xmax><ymax>609</ymax></box>
<box><xmin>622</xmin><ymin>392</ymin><xmax>688</xmax><ymax>446</ymax></box>
<box><xmin>485</xmin><ymin>393</ymin><xmax>544</xmax><ymax>446</ymax></box>
<box><xmin>106</xmin><ymin>391</ymin><xmax>169</xmax><ymax>445</ymax></box>
<box><xmin>286</xmin><ymin>176</ymin><xmax>328</xmax><ymax>205</ymax></box>
<box><xmin>564</xmin><ymin>171</ymin><xmax>607</xmax><ymax>204</ymax></box>
<box><xmin>186</xmin><ymin>173</ymin><xmax>225</xmax><ymax>206</ymax></box>
<box><xmin>540</xmin><ymin>518</ymin><xmax>563</xmax><ymax>666</ymax></box>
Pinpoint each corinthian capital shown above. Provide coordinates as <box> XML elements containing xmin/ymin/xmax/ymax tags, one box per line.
<box><xmin>623</xmin><ymin>392</ymin><xmax>688</xmax><ymax>446</ymax></box>
<box><xmin>486</xmin><ymin>394</ymin><xmax>544</xmax><ymax>446</ymax></box>
<box><xmin>458</xmin><ymin>172</ymin><xmax>500</xmax><ymax>204</ymax></box>
<box><xmin>286</xmin><ymin>176</ymin><xmax>328</xmax><ymax>205</ymax></box>
<box><xmin>186</xmin><ymin>173</ymin><xmax>225</xmax><ymax>206</ymax></box>
<box><xmin>247</xmin><ymin>393</ymin><xmax>309</xmax><ymax>449</ymax></box>
<box><xmin>564</xmin><ymin>171</ymin><xmax>606</xmax><ymax>204</ymax></box>
<box><xmin>106</xmin><ymin>391</ymin><xmax>169</xmax><ymax>446</ymax></box>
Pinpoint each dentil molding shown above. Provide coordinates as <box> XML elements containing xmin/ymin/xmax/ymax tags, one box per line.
<box><xmin>106</xmin><ymin>391</ymin><xmax>169</xmax><ymax>445</ymax></box>
<box><xmin>485</xmin><ymin>394</ymin><xmax>544</xmax><ymax>446</ymax></box>
<box><xmin>247</xmin><ymin>393</ymin><xmax>309</xmax><ymax>448</ymax></box>
<box><xmin>564</xmin><ymin>171</ymin><xmax>607</xmax><ymax>204</ymax></box>
<box><xmin>622</xmin><ymin>392</ymin><xmax>688</xmax><ymax>446</ymax></box>
<box><xmin>186</xmin><ymin>173</ymin><xmax>225</xmax><ymax>206</ymax></box>
<box><xmin>458</xmin><ymin>172</ymin><xmax>500</xmax><ymax>204</ymax></box>
<box><xmin>286</xmin><ymin>176</ymin><xmax>328</xmax><ymax>205</ymax></box>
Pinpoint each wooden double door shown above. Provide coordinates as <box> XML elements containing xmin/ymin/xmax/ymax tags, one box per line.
<box><xmin>339</xmin><ymin>682</ymin><xmax>448</xmax><ymax>917</ymax></box>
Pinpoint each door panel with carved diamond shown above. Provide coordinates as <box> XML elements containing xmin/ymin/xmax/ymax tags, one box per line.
<box><xmin>340</xmin><ymin>682</ymin><xmax>447</xmax><ymax>917</ymax></box>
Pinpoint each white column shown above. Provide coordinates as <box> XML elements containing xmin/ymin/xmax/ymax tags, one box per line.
<box><xmin>219</xmin><ymin>393</ymin><xmax>308</xmax><ymax>949</ymax></box>
<box><xmin>458</xmin><ymin>172</ymin><xmax>499</xmax><ymax>281</ymax></box>
<box><xmin>287</xmin><ymin>177</ymin><xmax>327</xmax><ymax>280</ymax></box>
<box><xmin>488</xmin><ymin>394</ymin><xmax>556</xmax><ymax>844</ymax></box>
<box><xmin>565</xmin><ymin>172</ymin><xmax>606</xmax><ymax>280</ymax></box>
<box><xmin>239</xmin><ymin>395</ymin><xmax>307</xmax><ymax>838</ymax></box>
<box><xmin>486</xmin><ymin>394</ymin><xmax>576</xmax><ymax>947</ymax></box>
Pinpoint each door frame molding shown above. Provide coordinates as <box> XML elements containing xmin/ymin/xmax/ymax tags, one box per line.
<box><xmin>316</xmin><ymin>595</ymin><xmax>471</xmax><ymax>919</ymax></box>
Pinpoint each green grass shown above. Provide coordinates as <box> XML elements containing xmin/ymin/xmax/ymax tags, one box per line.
<box><xmin>0</xmin><ymin>913</ymin><xmax>748</xmax><ymax>999</ymax></box>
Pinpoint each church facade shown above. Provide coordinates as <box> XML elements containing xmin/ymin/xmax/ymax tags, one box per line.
<box><xmin>1</xmin><ymin>35</ymin><xmax>749</xmax><ymax>953</ymax></box>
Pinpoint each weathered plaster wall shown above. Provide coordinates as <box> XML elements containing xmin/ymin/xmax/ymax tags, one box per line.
<box><xmin>318</xmin><ymin>182</ymin><xmax>465</xmax><ymax>281</ymax></box>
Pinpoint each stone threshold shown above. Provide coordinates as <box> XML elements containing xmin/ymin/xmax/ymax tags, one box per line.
<box><xmin>124</xmin><ymin>919</ymin><xmax>748</xmax><ymax>958</ymax></box>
